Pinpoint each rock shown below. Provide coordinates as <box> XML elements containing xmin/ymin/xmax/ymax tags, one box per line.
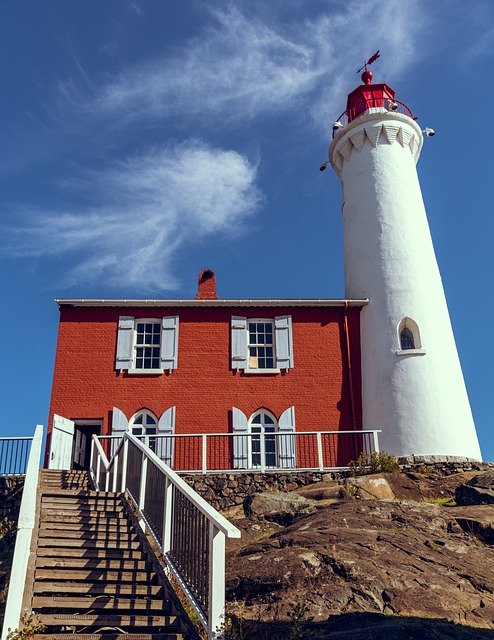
<box><xmin>243</xmin><ymin>490</ymin><xmax>317</xmax><ymax>523</ymax></box>
<box><xmin>227</xmin><ymin>498</ymin><xmax>494</xmax><ymax>632</ymax></box>
<box><xmin>348</xmin><ymin>474</ymin><xmax>396</xmax><ymax>500</ymax></box>
<box><xmin>295</xmin><ymin>481</ymin><xmax>349</xmax><ymax>501</ymax></box>
<box><xmin>455</xmin><ymin>515</ymin><xmax>494</xmax><ymax>545</ymax></box>
<box><xmin>456</xmin><ymin>472</ymin><xmax>494</xmax><ymax>506</ymax></box>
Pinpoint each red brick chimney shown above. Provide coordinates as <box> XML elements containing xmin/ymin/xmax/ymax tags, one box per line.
<box><xmin>196</xmin><ymin>269</ymin><xmax>218</xmax><ymax>300</ymax></box>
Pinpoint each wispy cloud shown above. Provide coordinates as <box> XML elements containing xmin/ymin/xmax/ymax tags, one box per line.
<box><xmin>1</xmin><ymin>141</ymin><xmax>261</xmax><ymax>291</ymax></box>
<box><xmin>60</xmin><ymin>1</ymin><xmax>426</xmax><ymax>130</ymax></box>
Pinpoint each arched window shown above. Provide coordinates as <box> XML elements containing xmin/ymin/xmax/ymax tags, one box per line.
<box><xmin>400</xmin><ymin>326</ymin><xmax>415</xmax><ymax>350</ymax></box>
<box><xmin>398</xmin><ymin>317</ymin><xmax>421</xmax><ymax>351</ymax></box>
<box><xmin>130</xmin><ymin>409</ymin><xmax>158</xmax><ymax>450</ymax></box>
<box><xmin>249</xmin><ymin>409</ymin><xmax>278</xmax><ymax>468</ymax></box>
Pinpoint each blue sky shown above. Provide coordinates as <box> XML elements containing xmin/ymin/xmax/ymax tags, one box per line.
<box><xmin>1</xmin><ymin>0</ymin><xmax>493</xmax><ymax>461</ymax></box>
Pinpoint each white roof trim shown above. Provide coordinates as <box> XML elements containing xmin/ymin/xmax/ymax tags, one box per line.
<box><xmin>56</xmin><ymin>298</ymin><xmax>369</xmax><ymax>308</ymax></box>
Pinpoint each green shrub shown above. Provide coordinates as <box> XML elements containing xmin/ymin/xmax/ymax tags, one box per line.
<box><xmin>6</xmin><ymin>614</ymin><xmax>45</xmax><ymax>640</ymax></box>
<box><xmin>349</xmin><ymin>452</ymin><xmax>400</xmax><ymax>477</ymax></box>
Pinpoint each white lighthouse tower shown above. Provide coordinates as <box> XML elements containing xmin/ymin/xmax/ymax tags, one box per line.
<box><xmin>328</xmin><ymin>65</ymin><xmax>482</xmax><ymax>460</ymax></box>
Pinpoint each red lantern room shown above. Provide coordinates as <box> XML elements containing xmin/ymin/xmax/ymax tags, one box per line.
<box><xmin>345</xmin><ymin>70</ymin><xmax>397</xmax><ymax>122</ymax></box>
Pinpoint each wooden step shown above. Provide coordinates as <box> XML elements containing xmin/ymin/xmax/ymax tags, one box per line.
<box><xmin>35</xmin><ymin>557</ymin><xmax>148</xmax><ymax>571</ymax></box>
<box><xmin>33</xmin><ymin>581</ymin><xmax>162</xmax><ymax>596</ymax></box>
<box><xmin>38</xmin><ymin>528</ymin><xmax>137</xmax><ymax>542</ymax></box>
<box><xmin>35</xmin><ymin>613</ymin><xmax>179</xmax><ymax>627</ymax></box>
<box><xmin>40</xmin><ymin>513</ymin><xmax>127</xmax><ymax>525</ymax></box>
<box><xmin>37</xmin><ymin>538</ymin><xmax>140</xmax><ymax>549</ymax></box>
<box><xmin>41</xmin><ymin>490</ymin><xmax>117</xmax><ymax>497</ymax></box>
<box><xmin>41</xmin><ymin>493</ymin><xmax>120</xmax><ymax>502</ymax></box>
<box><xmin>36</xmin><ymin>547</ymin><xmax>143</xmax><ymax>559</ymax></box>
<box><xmin>41</xmin><ymin>509</ymin><xmax>126</xmax><ymax>519</ymax></box>
<box><xmin>40</xmin><ymin>502</ymin><xmax>124</xmax><ymax>512</ymax></box>
<box><xmin>35</xmin><ymin>568</ymin><xmax>154</xmax><ymax>582</ymax></box>
<box><xmin>35</xmin><ymin>634</ymin><xmax>183</xmax><ymax>640</ymax></box>
<box><xmin>32</xmin><ymin>595</ymin><xmax>165</xmax><ymax>610</ymax></box>
<box><xmin>37</xmin><ymin>520</ymin><xmax>133</xmax><ymax>533</ymax></box>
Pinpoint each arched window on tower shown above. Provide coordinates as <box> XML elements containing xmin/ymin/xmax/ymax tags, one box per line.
<box><xmin>398</xmin><ymin>317</ymin><xmax>421</xmax><ymax>351</ymax></box>
<box><xmin>400</xmin><ymin>326</ymin><xmax>415</xmax><ymax>350</ymax></box>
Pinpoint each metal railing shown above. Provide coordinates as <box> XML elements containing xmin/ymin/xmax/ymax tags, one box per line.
<box><xmin>0</xmin><ymin>437</ymin><xmax>34</xmax><ymax>476</ymax></box>
<box><xmin>1</xmin><ymin>426</ymin><xmax>44</xmax><ymax>640</ymax></box>
<box><xmin>90</xmin><ymin>432</ymin><xmax>241</xmax><ymax>640</ymax></box>
<box><xmin>96</xmin><ymin>430</ymin><xmax>380</xmax><ymax>475</ymax></box>
<box><xmin>334</xmin><ymin>99</ymin><xmax>415</xmax><ymax>132</ymax></box>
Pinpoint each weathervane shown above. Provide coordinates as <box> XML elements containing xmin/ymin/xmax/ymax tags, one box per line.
<box><xmin>357</xmin><ymin>50</ymin><xmax>380</xmax><ymax>75</ymax></box>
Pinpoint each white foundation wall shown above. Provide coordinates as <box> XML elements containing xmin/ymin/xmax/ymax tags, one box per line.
<box><xmin>330</xmin><ymin>111</ymin><xmax>482</xmax><ymax>460</ymax></box>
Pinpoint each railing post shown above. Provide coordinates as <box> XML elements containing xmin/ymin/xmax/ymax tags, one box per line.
<box><xmin>372</xmin><ymin>430</ymin><xmax>380</xmax><ymax>453</ymax></box>
<box><xmin>112</xmin><ymin>453</ymin><xmax>119</xmax><ymax>492</ymax></box>
<box><xmin>202</xmin><ymin>435</ymin><xmax>207</xmax><ymax>474</ymax></box>
<box><xmin>208</xmin><ymin>523</ymin><xmax>226</xmax><ymax>640</ymax></box>
<box><xmin>96</xmin><ymin>455</ymin><xmax>101</xmax><ymax>491</ymax></box>
<box><xmin>316</xmin><ymin>432</ymin><xmax>324</xmax><ymax>471</ymax></box>
<box><xmin>138</xmin><ymin>454</ymin><xmax>148</xmax><ymax>520</ymax></box>
<box><xmin>90</xmin><ymin>437</ymin><xmax>95</xmax><ymax>478</ymax></box>
<box><xmin>162</xmin><ymin>478</ymin><xmax>173</xmax><ymax>554</ymax></box>
<box><xmin>121</xmin><ymin>437</ymin><xmax>128</xmax><ymax>493</ymax></box>
<box><xmin>260</xmin><ymin>433</ymin><xmax>266</xmax><ymax>473</ymax></box>
<box><xmin>104</xmin><ymin>466</ymin><xmax>110</xmax><ymax>492</ymax></box>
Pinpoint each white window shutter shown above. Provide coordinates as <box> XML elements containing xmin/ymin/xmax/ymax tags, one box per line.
<box><xmin>231</xmin><ymin>316</ymin><xmax>248</xmax><ymax>369</ymax></box>
<box><xmin>158</xmin><ymin>406</ymin><xmax>176</xmax><ymax>467</ymax></box>
<box><xmin>161</xmin><ymin>316</ymin><xmax>179</xmax><ymax>371</ymax></box>
<box><xmin>115</xmin><ymin>316</ymin><xmax>134</xmax><ymax>370</ymax></box>
<box><xmin>111</xmin><ymin>407</ymin><xmax>128</xmax><ymax>458</ymax></box>
<box><xmin>275</xmin><ymin>315</ymin><xmax>294</xmax><ymax>369</ymax></box>
<box><xmin>232</xmin><ymin>407</ymin><xmax>249</xmax><ymax>469</ymax></box>
<box><xmin>278</xmin><ymin>406</ymin><xmax>296</xmax><ymax>469</ymax></box>
<box><xmin>112</xmin><ymin>407</ymin><xmax>129</xmax><ymax>434</ymax></box>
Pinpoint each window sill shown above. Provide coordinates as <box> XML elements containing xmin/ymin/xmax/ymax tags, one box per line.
<box><xmin>242</xmin><ymin>368</ymin><xmax>281</xmax><ymax>375</ymax></box>
<box><xmin>126</xmin><ymin>368</ymin><xmax>164</xmax><ymax>375</ymax></box>
<box><xmin>395</xmin><ymin>349</ymin><xmax>426</xmax><ymax>357</ymax></box>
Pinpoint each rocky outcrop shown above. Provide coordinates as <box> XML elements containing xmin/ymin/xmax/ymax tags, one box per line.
<box><xmin>225</xmin><ymin>471</ymin><xmax>494</xmax><ymax>638</ymax></box>
<box><xmin>456</xmin><ymin>471</ymin><xmax>494</xmax><ymax>506</ymax></box>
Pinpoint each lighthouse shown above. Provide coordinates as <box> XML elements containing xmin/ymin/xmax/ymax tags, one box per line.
<box><xmin>327</xmin><ymin>65</ymin><xmax>482</xmax><ymax>461</ymax></box>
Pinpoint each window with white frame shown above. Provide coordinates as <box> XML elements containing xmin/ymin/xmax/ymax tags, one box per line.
<box><xmin>397</xmin><ymin>317</ymin><xmax>423</xmax><ymax>354</ymax></box>
<box><xmin>115</xmin><ymin>315</ymin><xmax>179</xmax><ymax>373</ymax></box>
<box><xmin>231</xmin><ymin>315</ymin><xmax>294</xmax><ymax>372</ymax></box>
<box><xmin>232</xmin><ymin>406</ymin><xmax>296</xmax><ymax>470</ymax></box>
<box><xmin>134</xmin><ymin>321</ymin><xmax>161</xmax><ymax>370</ymax></box>
<box><xmin>130</xmin><ymin>409</ymin><xmax>158</xmax><ymax>436</ymax></box>
<box><xmin>248</xmin><ymin>321</ymin><xmax>275</xmax><ymax>369</ymax></box>
<box><xmin>249</xmin><ymin>409</ymin><xmax>278</xmax><ymax>468</ymax></box>
<box><xmin>130</xmin><ymin>410</ymin><xmax>158</xmax><ymax>451</ymax></box>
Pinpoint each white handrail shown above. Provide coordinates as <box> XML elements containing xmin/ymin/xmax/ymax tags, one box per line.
<box><xmin>91</xmin><ymin>431</ymin><xmax>240</xmax><ymax>639</ymax></box>
<box><xmin>1</xmin><ymin>425</ymin><xmax>44</xmax><ymax>640</ymax></box>
<box><xmin>125</xmin><ymin>432</ymin><xmax>240</xmax><ymax>538</ymax></box>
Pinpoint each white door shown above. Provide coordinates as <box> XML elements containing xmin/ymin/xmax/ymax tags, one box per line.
<box><xmin>48</xmin><ymin>415</ymin><xmax>75</xmax><ymax>470</ymax></box>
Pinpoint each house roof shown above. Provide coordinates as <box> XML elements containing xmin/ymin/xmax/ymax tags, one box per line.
<box><xmin>56</xmin><ymin>298</ymin><xmax>369</xmax><ymax>308</ymax></box>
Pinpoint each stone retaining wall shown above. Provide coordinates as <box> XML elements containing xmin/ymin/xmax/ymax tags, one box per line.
<box><xmin>183</xmin><ymin>461</ymin><xmax>494</xmax><ymax>511</ymax></box>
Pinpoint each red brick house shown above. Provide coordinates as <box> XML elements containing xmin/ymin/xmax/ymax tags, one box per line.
<box><xmin>46</xmin><ymin>270</ymin><xmax>369</xmax><ymax>471</ymax></box>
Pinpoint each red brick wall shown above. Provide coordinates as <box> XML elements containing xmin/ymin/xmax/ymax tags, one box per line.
<box><xmin>47</xmin><ymin>305</ymin><xmax>362</xmax><ymax>461</ymax></box>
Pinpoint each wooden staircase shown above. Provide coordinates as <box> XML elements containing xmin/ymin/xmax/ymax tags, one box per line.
<box><xmin>29</xmin><ymin>470</ymin><xmax>193</xmax><ymax>640</ymax></box>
